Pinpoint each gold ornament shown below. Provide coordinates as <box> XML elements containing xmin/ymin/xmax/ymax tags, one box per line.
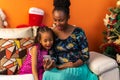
<box><xmin>116</xmin><ymin>0</ymin><xmax>120</xmax><ymax>8</ymax></box>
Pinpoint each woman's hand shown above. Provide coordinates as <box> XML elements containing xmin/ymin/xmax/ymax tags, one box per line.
<box><xmin>57</xmin><ymin>59</ymin><xmax>83</xmax><ymax>70</ymax></box>
<box><xmin>43</xmin><ymin>59</ymin><xmax>56</xmax><ymax>70</ymax></box>
<box><xmin>64</xmin><ymin>62</ymin><xmax>74</xmax><ymax>68</ymax></box>
<box><xmin>57</xmin><ymin>62</ymin><xmax>74</xmax><ymax>70</ymax></box>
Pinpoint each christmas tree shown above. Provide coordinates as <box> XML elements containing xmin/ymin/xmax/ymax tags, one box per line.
<box><xmin>100</xmin><ymin>0</ymin><xmax>120</xmax><ymax>59</ymax></box>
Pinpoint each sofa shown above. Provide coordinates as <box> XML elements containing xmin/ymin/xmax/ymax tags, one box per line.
<box><xmin>89</xmin><ymin>51</ymin><xmax>120</xmax><ymax>80</ymax></box>
<box><xmin>0</xmin><ymin>27</ymin><xmax>119</xmax><ymax>80</ymax></box>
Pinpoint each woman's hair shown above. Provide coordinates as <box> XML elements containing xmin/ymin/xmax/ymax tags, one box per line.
<box><xmin>53</xmin><ymin>0</ymin><xmax>71</xmax><ymax>18</ymax></box>
<box><xmin>34</xmin><ymin>26</ymin><xmax>55</xmax><ymax>44</ymax></box>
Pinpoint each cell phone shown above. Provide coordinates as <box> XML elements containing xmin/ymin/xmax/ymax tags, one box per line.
<box><xmin>43</xmin><ymin>55</ymin><xmax>52</xmax><ymax>61</ymax></box>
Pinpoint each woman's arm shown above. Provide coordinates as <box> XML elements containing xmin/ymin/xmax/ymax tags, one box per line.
<box><xmin>30</xmin><ymin>46</ymin><xmax>38</xmax><ymax>80</ymax></box>
<box><xmin>78</xmin><ymin>29</ymin><xmax>89</xmax><ymax>63</ymax></box>
<box><xmin>57</xmin><ymin>59</ymin><xmax>83</xmax><ymax>69</ymax></box>
<box><xmin>43</xmin><ymin>59</ymin><xmax>83</xmax><ymax>70</ymax></box>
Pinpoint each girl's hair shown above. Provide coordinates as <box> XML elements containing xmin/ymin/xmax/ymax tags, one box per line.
<box><xmin>53</xmin><ymin>0</ymin><xmax>71</xmax><ymax>18</ymax></box>
<box><xmin>34</xmin><ymin>26</ymin><xmax>55</xmax><ymax>44</ymax></box>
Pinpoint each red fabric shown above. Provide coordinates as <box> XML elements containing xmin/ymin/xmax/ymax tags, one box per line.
<box><xmin>29</xmin><ymin>14</ymin><xmax>43</xmax><ymax>26</ymax></box>
<box><xmin>16</xmin><ymin>24</ymin><xmax>30</xmax><ymax>28</ymax></box>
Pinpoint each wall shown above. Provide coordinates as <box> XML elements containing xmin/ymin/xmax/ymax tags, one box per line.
<box><xmin>0</xmin><ymin>0</ymin><xmax>116</xmax><ymax>52</ymax></box>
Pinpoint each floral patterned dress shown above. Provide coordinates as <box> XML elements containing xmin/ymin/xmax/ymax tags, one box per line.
<box><xmin>43</xmin><ymin>27</ymin><xmax>98</xmax><ymax>80</ymax></box>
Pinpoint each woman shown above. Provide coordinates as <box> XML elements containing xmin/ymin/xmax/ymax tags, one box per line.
<box><xmin>43</xmin><ymin>0</ymin><xmax>98</xmax><ymax>80</ymax></box>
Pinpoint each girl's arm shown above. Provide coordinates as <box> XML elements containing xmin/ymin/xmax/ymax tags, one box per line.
<box><xmin>30</xmin><ymin>46</ymin><xmax>38</xmax><ymax>80</ymax></box>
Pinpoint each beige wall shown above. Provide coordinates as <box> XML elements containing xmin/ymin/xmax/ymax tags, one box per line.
<box><xmin>0</xmin><ymin>0</ymin><xmax>116</xmax><ymax>52</ymax></box>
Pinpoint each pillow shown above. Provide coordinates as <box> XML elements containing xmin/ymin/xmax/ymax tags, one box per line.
<box><xmin>0</xmin><ymin>27</ymin><xmax>34</xmax><ymax>75</ymax></box>
<box><xmin>0</xmin><ymin>38</ymin><xmax>34</xmax><ymax>75</ymax></box>
<box><xmin>0</xmin><ymin>27</ymin><xmax>33</xmax><ymax>38</ymax></box>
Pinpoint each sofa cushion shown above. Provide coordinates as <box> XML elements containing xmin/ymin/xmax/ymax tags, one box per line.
<box><xmin>0</xmin><ymin>27</ymin><xmax>33</xmax><ymax>38</ymax></box>
<box><xmin>89</xmin><ymin>51</ymin><xmax>118</xmax><ymax>75</ymax></box>
<box><xmin>0</xmin><ymin>27</ymin><xmax>34</xmax><ymax>75</ymax></box>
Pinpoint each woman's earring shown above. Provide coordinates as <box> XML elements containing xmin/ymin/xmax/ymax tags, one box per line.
<box><xmin>51</xmin><ymin>23</ymin><xmax>56</xmax><ymax>29</ymax></box>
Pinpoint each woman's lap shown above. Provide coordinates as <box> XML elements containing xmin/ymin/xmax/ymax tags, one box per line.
<box><xmin>42</xmin><ymin>64</ymin><xmax>98</xmax><ymax>80</ymax></box>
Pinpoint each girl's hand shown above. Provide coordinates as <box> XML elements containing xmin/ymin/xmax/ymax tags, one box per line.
<box><xmin>43</xmin><ymin>59</ymin><xmax>56</xmax><ymax>70</ymax></box>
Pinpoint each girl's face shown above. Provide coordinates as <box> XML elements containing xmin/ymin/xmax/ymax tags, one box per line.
<box><xmin>40</xmin><ymin>32</ymin><xmax>54</xmax><ymax>50</ymax></box>
<box><xmin>53</xmin><ymin>10</ymin><xmax>68</xmax><ymax>31</ymax></box>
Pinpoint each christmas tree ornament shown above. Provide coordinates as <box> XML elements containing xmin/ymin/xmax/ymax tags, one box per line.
<box><xmin>117</xmin><ymin>0</ymin><xmax>120</xmax><ymax>8</ymax></box>
<box><xmin>0</xmin><ymin>9</ymin><xmax>8</xmax><ymax>28</ymax></box>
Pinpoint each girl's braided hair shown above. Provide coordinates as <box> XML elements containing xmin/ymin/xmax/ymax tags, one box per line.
<box><xmin>34</xmin><ymin>26</ymin><xmax>55</xmax><ymax>44</ymax></box>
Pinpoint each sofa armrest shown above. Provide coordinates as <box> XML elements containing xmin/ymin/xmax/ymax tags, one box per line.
<box><xmin>88</xmin><ymin>51</ymin><xmax>118</xmax><ymax>75</ymax></box>
<box><xmin>0</xmin><ymin>74</ymin><xmax>34</xmax><ymax>80</ymax></box>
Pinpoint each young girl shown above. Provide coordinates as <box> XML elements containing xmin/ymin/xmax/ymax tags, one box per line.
<box><xmin>19</xmin><ymin>26</ymin><xmax>55</xmax><ymax>80</ymax></box>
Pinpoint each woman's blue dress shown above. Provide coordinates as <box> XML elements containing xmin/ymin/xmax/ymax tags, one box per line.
<box><xmin>42</xmin><ymin>28</ymin><xmax>98</xmax><ymax>80</ymax></box>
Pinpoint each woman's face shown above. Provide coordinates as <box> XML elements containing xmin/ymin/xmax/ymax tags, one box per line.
<box><xmin>53</xmin><ymin>10</ymin><xmax>68</xmax><ymax>31</ymax></box>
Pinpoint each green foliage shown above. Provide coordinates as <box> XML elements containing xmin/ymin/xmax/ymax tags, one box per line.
<box><xmin>104</xmin><ymin>46</ymin><xmax>116</xmax><ymax>59</ymax></box>
<box><xmin>102</xmin><ymin>7</ymin><xmax>120</xmax><ymax>59</ymax></box>
<box><xmin>114</xmin><ymin>19</ymin><xmax>120</xmax><ymax>28</ymax></box>
<box><xmin>109</xmin><ymin>7</ymin><xmax>120</xmax><ymax>14</ymax></box>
